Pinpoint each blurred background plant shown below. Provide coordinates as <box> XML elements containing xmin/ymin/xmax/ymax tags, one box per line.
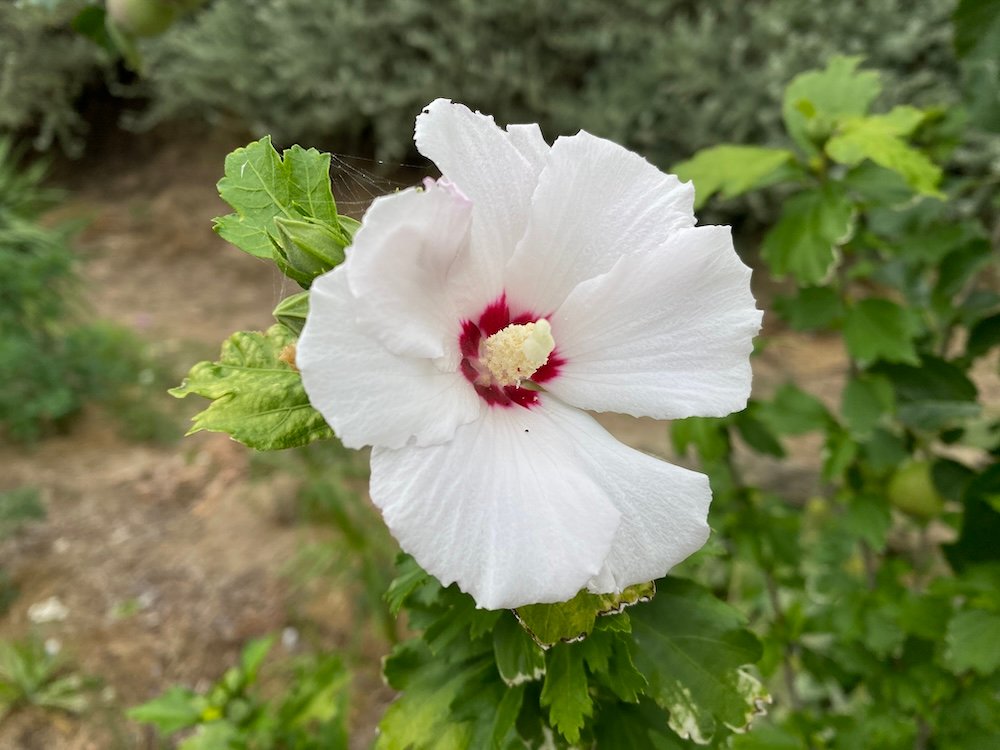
<box><xmin>0</xmin><ymin>136</ymin><xmax>172</xmax><ymax>443</ymax></box>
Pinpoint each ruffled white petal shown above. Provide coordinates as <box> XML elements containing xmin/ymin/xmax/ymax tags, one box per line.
<box><xmin>346</xmin><ymin>180</ymin><xmax>471</xmax><ymax>361</ymax></box>
<box><xmin>298</xmin><ymin>268</ymin><xmax>481</xmax><ymax>450</ymax></box>
<box><xmin>415</xmin><ymin>99</ymin><xmax>544</xmax><ymax>317</ymax></box>
<box><xmin>369</xmin><ymin>401</ymin><xmax>623</xmax><ymax>610</ymax></box>
<box><xmin>505</xmin><ymin>131</ymin><xmax>696</xmax><ymax>315</ymax></box>
<box><xmin>547</xmin><ymin>225</ymin><xmax>762</xmax><ymax>419</ymax></box>
<box><xmin>504</xmin><ymin>123</ymin><xmax>549</xmax><ymax>171</ymax></box>
<box><xmin>536</xmin><ymin>400</ymin><xmax>711</xmax><ymax>593</ymax></box>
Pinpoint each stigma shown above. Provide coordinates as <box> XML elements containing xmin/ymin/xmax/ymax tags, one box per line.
<box><xmin>482</xmin><ymin>319</ymin><xmax>555</xmax><ymax>387</ymax></box>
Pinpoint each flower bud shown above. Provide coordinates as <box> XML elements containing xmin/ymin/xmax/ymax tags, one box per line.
<box><xmin>272</xmin><ymin>217</ymin><xmax>349</xmax><ymax>287</ymax></box>
<box><xmin>272</xmin><ymin>291</ymin><xmax>309</xmax><ymax>336</ymax></box>
<box><xmin>106</xmin><ymin>0</ymin><xmax>177</xmax><ymax>37</ymax></box>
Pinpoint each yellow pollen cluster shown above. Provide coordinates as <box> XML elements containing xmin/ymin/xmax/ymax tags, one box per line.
<box><xmin>482</xmin><ymin>319</ymin><xmax>555</xmax><ymax>386</ymax></box>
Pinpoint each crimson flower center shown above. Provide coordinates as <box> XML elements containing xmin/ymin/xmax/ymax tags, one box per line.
<box><xmin>458</xmin><ymin>295</ymin><xmax>565</xmax><ymax>408</ymax></box>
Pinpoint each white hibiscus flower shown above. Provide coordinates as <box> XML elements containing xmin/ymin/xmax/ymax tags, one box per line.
<box><xmin>298</xmin><ymin>99</ymin><xmax>762</xmax><ymax>610</ymax></box>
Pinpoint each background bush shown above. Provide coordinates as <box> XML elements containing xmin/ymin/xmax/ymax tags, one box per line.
<box><xmin>130</xmin><ymin>0</ymin><xmax>959</xmax><ymax>167</ymax></box>
<box><xmin>0</xmin><ymin>2</ymin><xmax>109</xmax><ymax>156</ymax></box>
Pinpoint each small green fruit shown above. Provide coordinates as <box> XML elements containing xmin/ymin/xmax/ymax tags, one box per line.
<box><xmin>887</xmin><ymin>461</ymin><xmax>944</xmax><ymax>519</ymax></box>
<box><xmin>107</xmin><ymin>0</ymin><xmax>177</xmax><ymax>37</ymax></box>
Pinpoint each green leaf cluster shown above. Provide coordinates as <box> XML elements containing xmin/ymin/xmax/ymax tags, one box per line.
<box><xmin>130</xmin><ymin>635</ymin><xmax>350</xmax><ymax>749</ymax></box>
<box><xmin>671</xmin><ymin>55</ymin><xmax>1000</xmax><ymax>747</ymax></box>
<box><xmin>378</xmin><ymin>558</ymin><xmax>766</xmax><ymax>749</ymax></box>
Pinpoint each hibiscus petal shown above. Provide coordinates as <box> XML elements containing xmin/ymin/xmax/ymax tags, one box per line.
<box><xmin>346</xmin><ymin>181</ymin><xmax>470</xmax><ymax>361</ymax></box>
<box><xmin>506</xmin><ymin>130</ymin><xmax>696</xmax><ymax>314</ymax></box>
<box><xmin>415</xmin><ymin>99</ymin><xmax>544</xmax><ymax>316</ymax></box>
<box><xmin>298</xmin><ymin>268</ymin><xmax>482</xmax><ymax>450</ymax></box>
<box><xmin>369</xmin><ymin>402</ymin><xmax>623</xmax><ymax>610</ymax></box>
<box><xmin>537</xmin><ymin>400</ymin><xmax>711</xmax><ymax>593</ymax></box>
<box><xmin>548</xmin><ymin>225</ymin><xmax>762</xmax><ymax>419</ymax></box>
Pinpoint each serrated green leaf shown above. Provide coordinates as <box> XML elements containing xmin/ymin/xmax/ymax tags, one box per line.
<box><xmin>843</xmin><ymin>299</ymin><xmax>920</xmax><ymax>365</ymax></box>
<box><xmin>579</xmin><ymin>620</ymin><xmax>648</xmax><ymax>703</ymax></box>
<box><xmin>514</xmin><ymin>582</ymin><xmax>654</xmax><ymax>648</ymax></box>
<box><xmin>672</xmin><ymin>145</ymin><xmax>796</xmax><ymax>209</ymax></box>
<box><xmin>783</xmin><ymin>56</ymin><xmax>882</xmax><ymax>154</ymax></box>
<box><xmin>215</xmin><ymin>137</ymin><xmax>339</xmax><ymax>260</ymax></box>
<box><xmin>944</xmin><ymin>609</ymin><xmax>1000</xmax><ymax>676</ymax></box>
<box><xmin>170</xmin><ymin>324</ymin><xmax>333</xmax><ymax>450</ymax></box>
<box><xmin>761</xmin><ymin>184</ymin><xmax>854</xmax><ymax>285</ymax></box>
<box><xmin>826</xmin><ymin>108</ymin><xmax>943</xmax><ymax>197</ymax></box>
<box><xmin>773</xmin><ymin>286</ymin><xmax>844</xmax><ymax>331</ymax></box>
<box><xmin>540</xmin><ymin>645</ymin><xmax>592</xmax><ymax>744</ymax></box>
<box><xmin>128</xmin><ymin>685</ymin><xmax>201</xmax><ymax>734</ymax></box>
<box><xmin>630</xmin><ymin>578</ymin><xmax>768</xmax><ymax>743</ymax></box>
<box><xmin>493</xmin><ymin>614</ymin><xmax>545</xmax><ymax>686</ymax></box>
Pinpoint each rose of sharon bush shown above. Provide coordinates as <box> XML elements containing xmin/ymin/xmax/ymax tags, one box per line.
<box><xmin>298</xmin><ymin>100</ymin><xmax>762</xmax><ymax>609</ymax></box>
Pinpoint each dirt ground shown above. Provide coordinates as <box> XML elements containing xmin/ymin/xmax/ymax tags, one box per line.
<box><xmin>0</xmin><ymin>123</ymin><xmax>917</xmax><ymax>748</ymax></box>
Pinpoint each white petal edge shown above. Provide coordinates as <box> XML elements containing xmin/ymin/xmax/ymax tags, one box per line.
<box><xmin>370</xmin><ymin>400</ymin><xmax>623</xmax><ymax>610</ymax></box>
<box><xmin>415</xmin><ymin>99</ymin><xmax>544</xmax><ymax>318</ymax></box>
<box><xmin>505</xmin><ymin>130</ymin><xmax>696</xmax><ymax>315</ymax></box>
<box><xmin>547</xmin><ymin>225</ymin><xmax>763</xmax><ymax>420</ymax></box>
<box><xmin>298</xmin><ymin>267</ymin><xmax>482</xmax><ymax>450</ymax></box>
<box><xmin>536</xmin><ymin>400</ymin><xmax>712</xmax><ymax>593</ymax></box>
<box><xmin>345</xmin><ymin>180</ymin><xmax>471</xmax><ymax>361</ymax></box>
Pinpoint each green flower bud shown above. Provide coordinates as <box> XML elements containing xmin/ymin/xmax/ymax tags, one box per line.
<box><xmin>272</xmin><ymin>216</ymin><xmax>348</xmax><ymax>288</ymax></box>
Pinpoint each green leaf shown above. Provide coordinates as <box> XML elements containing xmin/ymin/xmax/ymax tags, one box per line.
<box><xmin>170</xmin><ymin>325</ymin><xmax>333</xmax><ymax>450</ymax></box>
<box><xmin>128</xmin><ymin>685</ymin><xmax>202</xmax><ymax>734</ymax></box>
<box><xmin>826</xmin><ymin>108</ymin><xmax>943</xmax><ymax>197</ymax></box>
<box><xmin>670</xmin><ymin>416</ymin><xmax>731</xmax><ymax>462</ymax></box>
<box><xmin>540</xmin><ymin>645</ymin><xmax>592</xmax><ymax>744</ymax></box>
<box><xmin>946</xmin><ymin>465</ymin><xmax>1000</xmax><ymax>571</ymax></box>
<box><xmin>377</xmin><ymin>643</ymin><xmax>486</xmax><ymax>750</ymax></box>
<box><xmin>967</xmin><ymin>313</ymin><xmax>1000</xmax><ymax>361</ymax></box>
<box><xmin>841</xmin><ymin>375</ymin><xmax>895</xmax><ymax>436</ymax></box>
<box><xmin>773</xmin><ymin>286</ymin><xmax>844</xmax><ymax>331</ymax></box>
<box><xmin>782</xmin><ymin>56</ymin><xmax>882</xmax><ymax>154</ymax></box>
<box><xmin>492</xmin><ymin>615</ymin><xmax>545</xmax><ymax>686</ymax></box>
<box><xmin>385</xmin><ymin>555</ymin><xmax>432</xmax><ymax>617</ymax></box>
<box><xmin>272</xmin><ymin>291</ymin><xmax>310</xmax><ymax>336</ymax></box>
<box><xmin>215</xmin><ymin>137</ymin><xmax>339</xmax><ymax>260</ymax></box>
<box><xmin>954</xmin><ymin>0</ymin><xmax>1000</xmax><ymax>130</ymax></box>
<box><xmin>630</xmin><ymin>578</ymin><xmax>768</xmax><ymax>744</ymax></box>
<box><xmin>239</xmin><ymin>635</ymin><xmax>274</xmax><ymax>681</ymax></box>
<box><xmin>872</xmin><ymin>357</ymin><xmax>979</xmax><ymax>431</ymax></box>
<box><xmin>514</xmin><ymin>582</ymin><xmax>654</xmax><ymax>648</ymax></box>
<box><xmin>841</xmin><ymin>494</ymin><xmax>892</xmax><ymax>553</ymax></box>
<box><xmin>756</xmin><ymin>383</ymin><xmax>832</xmax><ymax>435</ymax></box>
<box><xmin>579</xmin><ymin>619</ymin><xmax>648</xmax><ymax>703</ymax></box>
<box><xmin>672</xmin><ymin>145</ymin><xmax>797</xmax><ymax>209</ymax></box>
<box><xmin>179</xmin><ymin>722</ymin><xmax>239</xmax><ymax>750</ymax></box>
<box><xmin>843</xmin><ymin>299</ymin><xmax>920</xmax><ymax>365</ymax></box>
<box><xmin>733</xmin><ymin>407</ymin><xmax>785</xmax><ymax>458</ymax></box>
<box><xmin>944</xmin><ymin>609</ymin><xmax>1000</xmax><ymax>676</ymax></box>
<box><xmin>761</xmin><ymin>184</ymin><xmax>854</xmax><ymax>285</ymax></box>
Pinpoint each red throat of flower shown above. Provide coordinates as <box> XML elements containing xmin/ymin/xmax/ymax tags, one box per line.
<box><xmin>459</xmin><ymin>295</ymin><xmax>564</xmax><ymax>407</ymax></box>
